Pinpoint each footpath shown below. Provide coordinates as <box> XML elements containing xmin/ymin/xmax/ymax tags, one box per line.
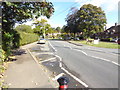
<box><xmin>3</xmin><ymin>42</ymin><xmax>56</xmax><ymax>88</ymax></box>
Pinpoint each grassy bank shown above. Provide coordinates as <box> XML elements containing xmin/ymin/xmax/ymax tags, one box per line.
<box><xmin>70</xmin><ymin>40</ymin><xmax>120</xmax><ymax>49</ymax></box>
<box><xmin>19</xmin><ymin>31</ymin><xmax>39</xmax><ymax>46</ymax></box>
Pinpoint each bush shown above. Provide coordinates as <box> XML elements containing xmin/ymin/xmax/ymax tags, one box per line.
<box><xmin>18</xmin><ymin>31</ymin><xmax>39</xmax><ymax>46</ymax></box>
<box><xmin>100</xmin><ymin>38</ymin><xmax>111</xmax><ymax>42</ymax></box>
<box><xmin>0</xmin><ymin>48</ymin><xmax>6</xmax><ymax>63</ymax></box>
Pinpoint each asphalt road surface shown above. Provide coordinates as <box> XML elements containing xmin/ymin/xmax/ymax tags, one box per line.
<box><xmin>49</xmin><ymin>40</ymin><xmax>119</xmax><ymax>88</ymax></box>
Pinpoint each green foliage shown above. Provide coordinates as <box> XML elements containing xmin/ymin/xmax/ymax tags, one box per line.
<box><xmin>2</xmin><ymin>1</ymin><xmax>54</xmax><ymax>61</ymax></box>
<box><xmin>77</xmin><ymin>4</ymin><xmax>106</xmax><ymax>38</ymax></box>
<box><xmin>65</xmin><ymin>4</ymin><xmax>107</xmax><ymax>39</ymax></box>
<box><xmin>56</xmin><ymin>27</ymin><xmax>61</xmax><ymax>33</ymax></box>
<box><xmin>2</xmin><ymin>32</ymin><xmax>13</xmax><ymax>58</ymax></box>
<box><xmin>33</xmin><ymin>19</ymin><xmax>56</xmax><ymax>36</ymax></box>
<box><xmin>70</xmin><ymin>41</ymin><xmax>120</xmax><ymax>49</ymax></box>
<box><xmin>0</xmin><ymin>47</ymin><xmax>7</xmax><ymax>62</ymax></box>
<box><xmin>15</xmin><ymin>24</ymin><xmax>34</xmax><ymax>33</ymax></box>
<box><xmin>18</xmin><ymin>31</ymin><xmax>39</xmax><ymax>45</ymax></box>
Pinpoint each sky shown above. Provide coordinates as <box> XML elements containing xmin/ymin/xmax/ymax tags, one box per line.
<box><xmin>23</xmin><ymin>0</ymin><xmax>119</xmax><ymax>29</ymax></box>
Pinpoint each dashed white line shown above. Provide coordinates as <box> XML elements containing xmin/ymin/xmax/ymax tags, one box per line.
<box><xmin>90</xmin><ymin>55</ymin><xmax>120</xmax><ymax>66</ymax></box>
<box><xmin>64</xmin><ymin>45</ymin><xmax>72</xmax><ymax>49</ymax></box>
<box><xmin>74</xmin><ymin>49</ymin><xmax>88</xmax><ymax>56</ymax></box>
<box><xmin>74</xmin><ymin>49</ymin><xmax>119</xmax><ymax>66</ymax></box>
<box><xmin>48</xmin><ymin>41</ymin><xmax>57</xmax><ymax>52</ymax></box>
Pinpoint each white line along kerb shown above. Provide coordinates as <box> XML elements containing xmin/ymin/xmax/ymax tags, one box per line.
<box><xmin>48</xmin><ymin>41</ymin><xmax>57</xmax><ymax>52</ymax></box>
<box><xmin>55</xmin><ymin>54</ymin><xmax>89</xmax><ymax>88</ymax></box>
<box><xmin>55</xmin><ymin>55</ymin><xmax>62</xmax><ymax>61</ymax></box>
<box><xmin>61</xmin><ymin>67</ymin><xmax>89</xmax><ymax>88</ymax></box>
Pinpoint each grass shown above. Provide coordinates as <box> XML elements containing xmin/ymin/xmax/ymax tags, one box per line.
<box><xmin>70</xmin><ymin>40</ymin><xmax>120</xmax><ymax>49</ymax></box>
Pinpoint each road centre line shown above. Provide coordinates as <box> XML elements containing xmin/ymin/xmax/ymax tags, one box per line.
<box><xmin>73</xmin><ymin>49</ymin><xmax>88</xmax><ymax>56</ymax></box>
<box><xmin>73</xmin><ymin>49</ymin><xmax>119</xmax><ymax>66</ymax></box>
<box><xmin>63</xmin><ymin>45</ymin><xmax>72</xmax><ymax>49</ymax></box>
<box><xmin>49</xmin><ymin>42</ymin><xmax>89</xmax><ymax>88</ymax></box>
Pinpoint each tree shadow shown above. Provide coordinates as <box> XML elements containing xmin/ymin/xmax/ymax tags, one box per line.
<box><xmin>12</xmin><ymin>49</ymin><xmax>27</xmax><ymax>55</ymax></box>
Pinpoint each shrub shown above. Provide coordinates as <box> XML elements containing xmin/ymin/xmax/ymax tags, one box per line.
<box><xmin>18</xmin><ymin>31</ymin><xmax>39</xmax><ymax>46</ymax></box>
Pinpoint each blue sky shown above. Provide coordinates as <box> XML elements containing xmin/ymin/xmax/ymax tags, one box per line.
<box><xmin>22</xmin><ymin>0</ymin><xmax>119</xmax><ymax>29</ymax></box>
<box><xmin>47</xmin><ymin>0</ymin><xmax>119</xmax><ymax>29</ymax></box>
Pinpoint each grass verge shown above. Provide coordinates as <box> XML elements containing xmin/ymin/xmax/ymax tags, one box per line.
<box><xmin>69</xmin><ymin>40</ymin><xmax>120</xmax><ymax>49</ymax></box>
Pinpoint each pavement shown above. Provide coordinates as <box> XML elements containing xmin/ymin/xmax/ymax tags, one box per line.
<box><xmin>3</xmin><ymin>42</ymin><xmax>57</xmax><ymax>88</ymax></box>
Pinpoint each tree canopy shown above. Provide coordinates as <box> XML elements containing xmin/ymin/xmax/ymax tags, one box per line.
<box><xmin>2</xmin><ymin>1</ymin><xmax>54</xmax><ymax>59</ymax></box>
<box><xmin>65</xmin><ymin>4</ymin><xmax>107</xmax><ymax>39</ymax></box>
<box><xmin>15</xmin><ymin>24</ymin><xmax>34</xmax><ymax>33</ymax></box>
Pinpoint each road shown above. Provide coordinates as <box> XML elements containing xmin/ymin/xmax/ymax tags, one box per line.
<box><xmin>49</xmin><ymin>40</ymin><xmax>119</xmax><ymax>88</ymax></box>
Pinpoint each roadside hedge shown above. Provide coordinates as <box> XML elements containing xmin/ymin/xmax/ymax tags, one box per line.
<box><xmin>18</xmin><ymin>31</ymin><xmax>39</xmax><ymax>46</ymax></box>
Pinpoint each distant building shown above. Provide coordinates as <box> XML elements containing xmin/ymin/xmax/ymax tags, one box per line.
<box><xmin>94</xmin><ymin>23</ymin><xmax>120</xmax><ymax>39</ymax></box>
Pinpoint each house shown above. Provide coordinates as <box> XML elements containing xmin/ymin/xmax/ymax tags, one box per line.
<box><xmin>94</xmin><ymin>23</ymin><xmax>120</xmax><ymax>40</ymax></box>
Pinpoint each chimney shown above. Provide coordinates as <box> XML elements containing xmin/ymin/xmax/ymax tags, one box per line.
<box><xmin>115</xmin><ymin>23</ymin><xmax>117</xmax><ymax>26</ymax></box>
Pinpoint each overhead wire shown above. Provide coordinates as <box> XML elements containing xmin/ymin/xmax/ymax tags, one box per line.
<box><xmin>48</xmin><ymin>2</ymin><xmax>80</xmax><ymax>27</ymax></box>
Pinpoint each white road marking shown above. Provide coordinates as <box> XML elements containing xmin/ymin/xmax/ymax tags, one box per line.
<box><xmin>74</xmin><ymin>49</ymin><xmax>88</xmax><ymax>56</ymax></box>
<box><xmin>52</xmin><ymin>73</ymin><xmax>65</xmax><ymax>81</ymax></box>
<box><xmin>61</xmin><ymin>67</ymin><xmax>88</xmax><ymax>88</ymax></box>
<box><xmin>74</xmin><ymin>49</ymin><xmax>119</xmax><ymax>66</ymax></box>
<box><xmin>64</xmin><ymin>45</ymin><xmax>72</xmax><ymax>49</ymax></box>
<box><xmin>68</xmin><ymin>46</ymin><xmax>72</xmax><ymax>49</ymax></box>
<box><xmin>88</xmin><ymin>55</ymin><xmax>120</xmax><ymax>66</ymax></box>
<box><xmin>40</xmin><ymin>57</ymin><xmax>56</xmax><ymax>63</ymax></box>
<box><xmin>48</xmin><ymin>41</ymin><xmax>57</xmax><ymax>52</ymax></box>
<box><xmin>59</xmin><ymin>62</ymin><xmax>62</xmax><ymax>67</ymax></box>
<box><xmin>55</xmin><ymin>55</ymin><xmax>62</xmax><ymax>61</ymax></box>
<box><xmin>55</xmin><ymin>54</ymin><xmax>89</xmax><ymax>88</ymax></box>
<box><xmin>49</xmin><ymin>44</ymin><xmax>89</xmax><ymax>87</ymax></box>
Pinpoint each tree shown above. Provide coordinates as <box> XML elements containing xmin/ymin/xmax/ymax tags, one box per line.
<box><xmin>56</xmin><ymin>26</ymin><xmax>61</xmax><ymax>33</ymax></box>
<box><xmin>33</xmin><ymin>19</ymin><xmax>48</xmax><ymax>37</ymax></box>
<box><xmin>65</xmin><ymin>4</ymin><xmax>107</xmax><ymax>39</ymax></box>
<box><xmin>65</xmin><ymin>7</ymin><xmax>79</xmax><ymax>36</ymax></box>
<box><xmin>2</xmin><ymin>1</ymin><xmax>54</xmax><ymax>59</ymax></box>
<box><xmin>15</xmin><ymin>24</ymin><xmax>34</xmax><ymax>33</ymax></box>
<box><xmin>77</xmin><ymin>4</ymin><xmax>107</xmax><ymax>38</ymax></box>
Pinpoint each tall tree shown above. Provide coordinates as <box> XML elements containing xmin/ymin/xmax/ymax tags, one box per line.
<box><xmin>66</xmin><ymin>7</ymin><xmax>79</xmax><ymax>36</ymax></box>
<box><xmin>77</xmin><ymin>4</ymin><xmax>107</xmax><ymax>38</ymax></box>
<box><xmin>56</xmin><ymin>26</ymin><xmax>61</xmax><ymax>33</ymax></box>
<box><xmin>2</xmin><ymin>1</ymin><xmax>54</xmax><ymax>59</ymax></box>
<box><xmin>33</xmin><ymin>19</ymin><xmax>47</xmax><ymax>37</ymax></box>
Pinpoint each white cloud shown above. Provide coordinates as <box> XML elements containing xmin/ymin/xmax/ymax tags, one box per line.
<box><xmin>75</xmin><ymin>0</ymin><xmax>119</xmax><ymax>12</ymax></box>
<box><xmin>106</xmin><ymin>23</ymin><xmax>115</xmax><ymax>29</ymax></box>
<box><xmin>47</xmin><ymin>19</ymin><xmax>64</xmax><ymax>28</ymax></box>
